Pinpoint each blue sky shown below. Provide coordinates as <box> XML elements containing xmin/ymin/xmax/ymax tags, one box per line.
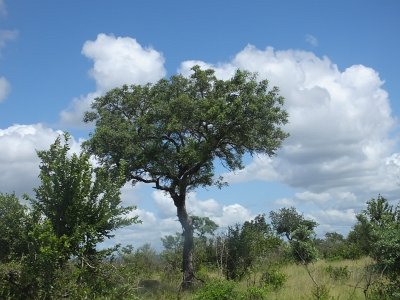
<box><xmin>1</xmin><ymin>0</ymin><xmax>400</xmax><ymax>248</ymax></box>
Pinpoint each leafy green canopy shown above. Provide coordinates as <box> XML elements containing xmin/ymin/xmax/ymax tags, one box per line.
<box><xmin>84</xmin><ymin>66</ymin><xmax>288</xmax><ymax>198</ymax></box>
<box><xmin>30</xmin><ymin>133</ymin><xmax>138</xmax><ymax>259</ymax></box>
<box><xmin>0</xmin><ymin>193</ymin><xmax>27</xmax><ymax>262</ymax></box>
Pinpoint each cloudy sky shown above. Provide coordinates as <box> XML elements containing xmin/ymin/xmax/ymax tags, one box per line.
<box><xmin>1</xmin><ymin>0</ymin><xmax>399</xmax><ymax>249</ymax></box>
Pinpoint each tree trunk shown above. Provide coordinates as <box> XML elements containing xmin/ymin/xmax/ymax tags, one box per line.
<box><xmin>175</xmin><ymin>198</ymin><xmax>195</xmax><ymax>289</ymax></box>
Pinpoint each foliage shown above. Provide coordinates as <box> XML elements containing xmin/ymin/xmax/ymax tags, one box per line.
<box><xmin>84</xmin><ymin>65</ymin><xmax>288</xmax><ymax>285</ymax></box>
<box><xmin>369</xmin><ymin>277</ymin><xmax>400</xmax><ymax>300</ymax></box>
<box><xmin>0</xmin><ymin>134</ymin><xmax>140</xmax><ymax>299</ymax></box>
<box><xmin>311</xmin><ymin>284</ymin><xmax>331</xmax><ymax>300</ymax></box>
<box><xmin>28</xmin><ymin>133</ymin><xmax>139</xmax><ymax>264</ymax></box>
<box><xmin>192</xmin><ymin>216</ymin><xmax>219</xmax><ymax>268</ymax></box>
<box><xmin>270</xmin><ymin>207</ymin><xmax>318</xmax><ymax>264</ymax></box>
<box><xmin>225</xmin><ymin>214</ymin><xmax>281</xmax><ymax>280</ymax></box>
<box><xmin>347</xmin><ymin>195</ymin><xmax>400</xmax><ymax>298</ymax></box>
<box><xmin>0</xmin><ymin>193</ymin><xmax>28</xmax><ymax>262</ymax></box>
<box><xmin>193</xmin><ymin>279</ymin><xmax>237</xmax><ymax>300</ymax></box>
<box><xmin>290</xmin><ymin>225</ymin><xmax>318</xmax><ymax>264</ymax></box>
<box><xmin>270</xmin><ymin>207</ymin><xmax>317</xmax><ymax>241</ymax></box>
<box><xmin>192</xmin><ymin>216</ymin><xmax>218</xmax><ymax>238</ymax></box>
<box><xmin>261</xmin><ymin>268</ymin><xmax>287</xmax><ymax>291</ymax></box>
<box><xmin>316</xmin><ymin>232</ymin><xmax>351</xmax><ymax>260</ymax></box>
<box><xmin>325</xmin><ymin>265</ymin><xmax>350</xmax><ymax>281</ymax></box>
<box><xmin>347</xmin><ymin>214</ymin><xmax>374</xmax><ymax>256</ymax></box>
<box><xmin>84</xmin><ymin>66</ymin><xmax>288</xmax><ymax>193</ymax></box>
<box><xmin>161</xmin><ymin>232</ymin><xmax>183</xmax><ymax>275</ymax></box>
<box><xmin>353</xmin><ymin>196</ymin><xmax>400</xmax><ymax>277</ymax></box>
<box><xmin>242</xmin><ymin>286</ymin><xmax>269</xmax><ymax>300</ymax></box>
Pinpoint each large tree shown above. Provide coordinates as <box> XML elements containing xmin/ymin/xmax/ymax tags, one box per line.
<box><xmin>84</xmin><ymin>66</ymin><xmax>288</xmax><ymax>287</ymax></box>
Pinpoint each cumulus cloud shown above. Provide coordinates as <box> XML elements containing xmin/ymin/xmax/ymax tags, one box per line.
<box><xmin>152</xmin><ymin>190</ymin><xmax>253</xmax><ymax>227</ymax></box>
<box><xmin>0</xmin><ymin>76</ymin><xmax>10</xmax><ymax>102</ymax></box>
<box><xmin>59</xmin><ymin>92</ymin><xmax>101</xmax><ymax>128</ymax></box>
<box><xmin>224</xmin><ymin>155</ymin><xmax>281</xmax><ymax>183</ymax></box>
<box><xmin>82</xmin><ymin>33</ymin><xmax>166</xmax><ymax>91</ymax></box>
<box><xmin>0</xmin><ymin>124</ymin><xmax>81</xmax><ymax>196</ymax></box>
<box><xmin>178</xmin><ymin>45</ymin><xmax>400</xmax><ymax>235</ymax></box>
<box><xmin>181</xmin><ymin>45</ymin><xmax>397</xmax><ymax>195</ymax></box>
<box><xmin>60</xmin><ymin>34</ymin><xmax>166</xmax><ymax>127</ymax></box>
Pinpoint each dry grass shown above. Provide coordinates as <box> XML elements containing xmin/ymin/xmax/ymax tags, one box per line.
<box><xmin>138</xmin><ymin>258</ymin><xmax>373</xmax><ymax>299</ymax></box>
<box><xmin>269</xmin><ymin>257</ymin><xmax>372</xmax><ymax>300</ymax></box>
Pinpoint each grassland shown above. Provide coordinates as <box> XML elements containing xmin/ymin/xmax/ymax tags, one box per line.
<box><xmin>135</xmin><ymin>257</ymin><xmax>373</xmax><ymax>299</ymax></box>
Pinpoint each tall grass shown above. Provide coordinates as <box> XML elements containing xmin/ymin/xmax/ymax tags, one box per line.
<box><xmin>269</xmin><ymin>257</ymin><xmax>372</xmax><ymax>300</ymax></box>
<box><xmin>136</xmin><ymin>258</ymin><xmax>373</xmax><ymax>299</ymax></box>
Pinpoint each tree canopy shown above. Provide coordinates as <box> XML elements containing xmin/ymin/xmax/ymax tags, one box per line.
<box><xmin>84</xmin><ymin>66</ymin><xmax>288</xmax><ymax>196</ymax></box>
<box><xmin>84</xmin><ymin>66</ymin><xmax>289</xmax><ymax>287</ymax></box>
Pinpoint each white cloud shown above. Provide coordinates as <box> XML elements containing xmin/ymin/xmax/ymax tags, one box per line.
<box><xmin>223</xmin><ymin>155</ymin><xmax>281</xmax><ymax>183</ymax></box>
<box><xmin>295</xmin><ymin>191</ymin><xmax>331</xmax><ymax>206</ymax></box>
<box><xmin>274</xmin><ymin>197</ymin><xmax>296</xmax><ymax>207</ymax></box>
<box><xmin>82</xmin><ymin>33</ymin><xmax>166</xmax><ymax>92</ymax></box>
<box><xmin>305</xmin><ymin>34</ymin><xmax>318</xmax><ymax>47</ymax></box>
<box><xmin>178</xmin><ymin>45</ymin><xmax>400</xmax><ymax>234</ymax></box>
<box><xmin>60</xmin><ymin>34</ymin><xmax>166</xmax><ymax>127</ymax></box>
<box><xmin>310</xmin><ymin>208</ymin><xmax>357</xmax><ymax>227</ymax></box>
<box><xmin>0</xmin><ymin>124</ymin><xmax>81</xmax><ymax>196</ymax></box>
<box><xmin>152</xmin><ymin>190</ymin><xmax>177</xmax><ymax>218</ymax></box>
<box><xmin>180</xmin><ymin>46</ymin><xmax>397</xmax><ymax>196</ymax></box>
<box><xmin>0</xmin><ymin>76</ymin><xmax>10</xmax><ymax>102</ymax></box>
<box><xmin>152</xmin><ymin>190</ymin><xmax>253</xmax><ymax>228</ymax></box>
<box><xmin>59</xmin><ymin>91</ymin><xmax>101</xmax><ymax>127</ymax></box>
<box><xmin>110</xmin><ymin>190</ymin><xmax>255</xmax><ymax>249</ymax></box>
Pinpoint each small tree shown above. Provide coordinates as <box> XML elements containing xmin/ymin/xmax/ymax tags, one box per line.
<box><xmin>270</xmin><ymin>207</ymin><xmax>326</xmax><ymax>299</ymax></box>
<box><xmin>84</xmin><ymin>66</ymin><xmax>288</xmax><ymax>287</ymax></box>
<box><xmin>270</xmin><ymin>207</ymin><xmax>317</xmax><ymax>241</ymax></box>
<box><xmin>0</xmin><ymin>193</ymin><xmax>28</xmax><ymax>262</ymax></box>
<box><xmin>355</xmin><ymin>196</ymin><xmax>400</xmax><ymax>298</ymax></box>
<box><xmin>29</xmin><ymin>133</ymin><xmax>139</xmax><ymax>267</ymax></box>
<box><xmin>225</xmin><ymin>214</ymin><xmax>281</xmax><ymax>281</ymax></box>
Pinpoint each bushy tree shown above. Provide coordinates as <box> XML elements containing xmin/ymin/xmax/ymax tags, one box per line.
<box><xmin>270</xmin><ymin>207</ymin><xmax>317</xmax><ymax>241</ymax></box>
<box><xmin>192</xmin><ymin>216</ymin><xmax>219</xmax><ymax>269</ymax></box>
<box><xmin>366</xmin><ymin>196</ymin><xmax>399</xmax><ymax>292</ymax></box>
<box><xmin>1</xmin><ymin>134</ymin><xmax>141</xmax><ymax>299</ymax></box>
<box><xmin>161</xmin><ymin>233</ymin><xmax>184</xmax><ymax>275</ymax></box>
<box><xmin>29</xmin><ymin>133</ymin><xmax>139</xmax><ymax>267</ymax></box>
<box><xmin>0</xmin><ymin>193</ymin><xmax>28</xmax><ymax>262</ymax></box>
<box><xmin>315</xmin><ymin>232</ymin><xmax>350</xmax><ymax>260</ymax></box>
<box><xmin>347</xmin><ymin>195</ymin><xmax>400</xmax><ymax>298</ymax></box>
<box><xmin>84</xmin><ymin>66</ymin><xmax>288</xmax><ymax>287</ymax></box>
<box><xmin>225</xmin><ymin>214</ymin><xmax>281</xmax><ymax>281</ymax></box>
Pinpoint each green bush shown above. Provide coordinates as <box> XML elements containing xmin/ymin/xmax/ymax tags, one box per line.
<box><xmin>370</xmin><ymin>277</ymin><xmax>400</xmax><ymax>300</ymax></box>
<box><xmin>325</xmin><ymin>265</ymin><xmax>350</xmax><ymax>281</ymax></box>
<box><xmin>243</xmin><ymin>286</ymin><xmax>269</xmax><ymax>299</ymax></box>
<box><xmin>261</xmin><ymin>268</ymin><xmax>287</xmax><ymax>291</ymax></box>
<box><xmin>311</xmin><ymin>284</ymin><xmax>331</xmax><ymax>300</ymax></box>
<box><xmin>194</xmin><ymin>279</ymin><xmax>238</xmax><ymax>300</ymax></box>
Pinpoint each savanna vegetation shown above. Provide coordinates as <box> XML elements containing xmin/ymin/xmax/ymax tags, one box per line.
<box><xmin>1</xmin><ymin>67</ymin><xmax>399</xmax><ymax>299</ymax></box>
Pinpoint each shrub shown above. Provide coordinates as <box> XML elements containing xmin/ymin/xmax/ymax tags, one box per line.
<box><xmin>325</xmin><ymin>265</ymin><xmax>351</xmax><ymax>281</ymax></box>
<box><xmin>243</xmin><ymin>286</ymin><xmax>269</xmax><ymax>299</ymax></box>
<box><xmin>194</xmin><ymin>279</ymin><xmax>238</xmax><ymax>300</ymax></box>
<box><xmin>311</xmin><ymin>284</ymin><xmax>331</xmax><ymax>300</ymax></box>
<box><xmin>261</xmin><ymin>268</ymin><xmax>287</xmax><ymax>291</ymax></box>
